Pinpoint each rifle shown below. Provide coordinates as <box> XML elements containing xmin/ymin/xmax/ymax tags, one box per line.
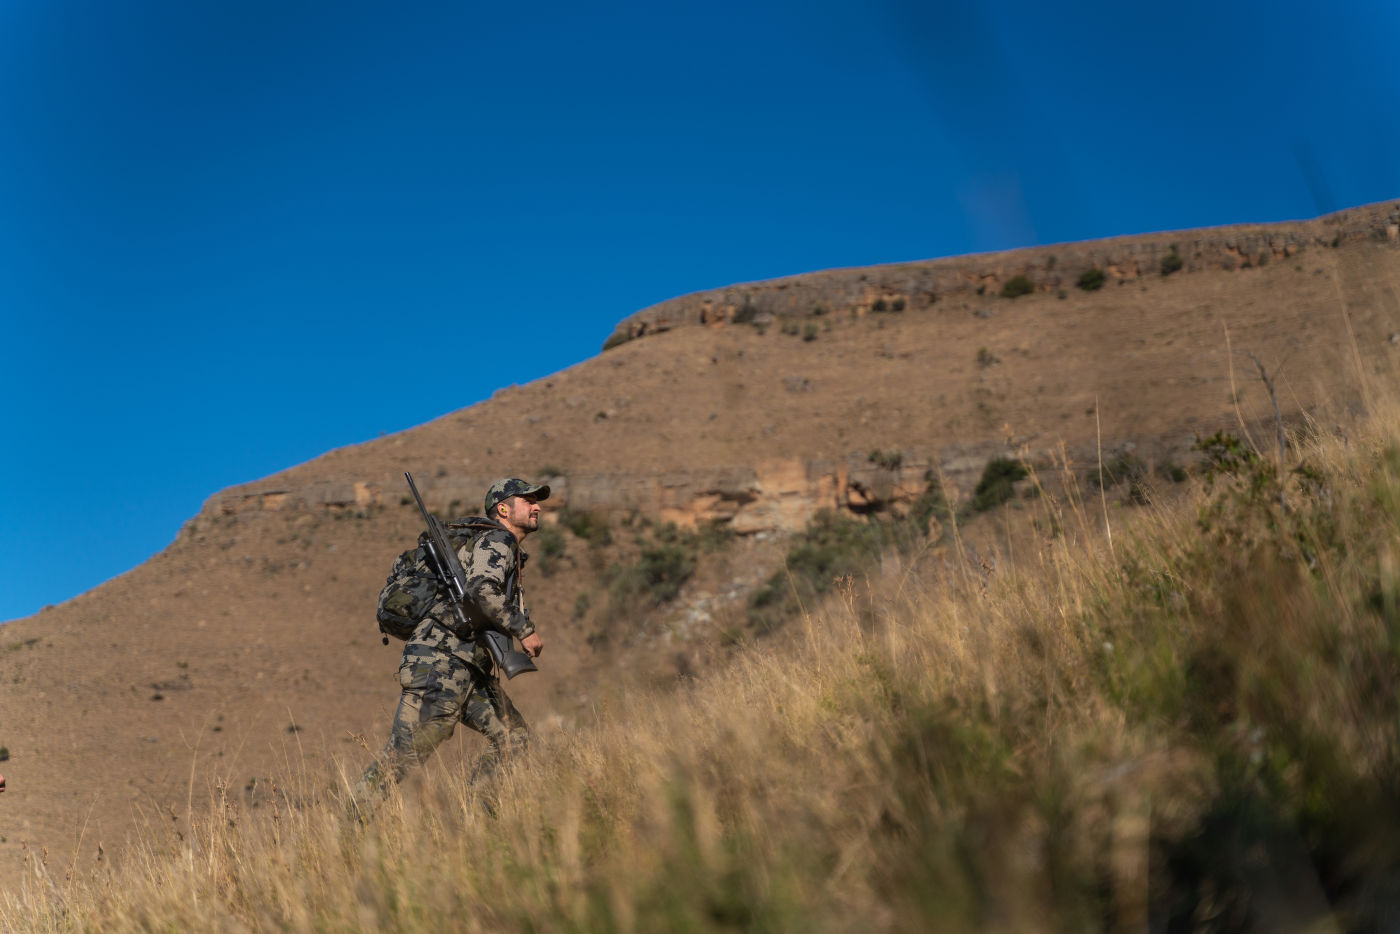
<box><xmin>403</xmin><ymin>472</ymin><xmax>538</xmax><ymax>679</ymax></box>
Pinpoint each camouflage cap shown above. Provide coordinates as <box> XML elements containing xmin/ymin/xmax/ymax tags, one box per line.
<box><xmin>483</xmin><ymin>477</ymin><xmax>551</xmax><ymax>517</ymax></box>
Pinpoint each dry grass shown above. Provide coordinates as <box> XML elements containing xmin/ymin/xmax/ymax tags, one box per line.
<box><xmin>8</xmin><ymin>403</ymin><xmax>1400</xmax><ymax>932</ymax></box>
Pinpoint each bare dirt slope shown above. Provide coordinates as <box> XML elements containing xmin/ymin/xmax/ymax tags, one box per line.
<box><xmin>2</xmin><ymin>203</ymin><xmax>1398</xmax><ymax>889</ymax></box>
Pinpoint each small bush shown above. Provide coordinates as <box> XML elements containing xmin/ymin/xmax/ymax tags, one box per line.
<box><xmin>976</xmin><ymin>347</ymin><xmax>999</xmax><ymax>368</ymax></box>
<box><xmin>560</xmin><ymin>509</ymin><xmax>612</xmax><ymax>545</ymax></box>
<box><xmin>1000</xmin><ymin>275</ymin><xmax>1034</xmax><ymax>298</ymax></box>
<box><xmin>871</xmin><ymin>299</ymin><xmax>887</xmax><ymax>312</ymax></box>
<box><xmin>749</xmin><ymin>511</ymin><xmax>891</xmax><ymax>631</ymax></box>
<box><xmin>0</xmin><ymin>746</ymin><xmax>8</xmax><ymax>762</ymax></box>
<box><xmin>891</xmin><ymin>298</ymin><xmax>906</xmax><ymax>311</ymax></box>
<box><xmin>971</xmin><ymin>457</ymin><xmax>1028</xmax><ymax>512</ymax></box>
<box><xmin>602</xmin><ymin>331</ymin><xmax>633</xmax><ymax>352</ymax></box>
<box><xmin>868</xmin><ymin>449</ymin><xmax>903</xmax><ymax>470</ymax></box>
<box><xmin>608</xmin><ymin>542</ymin><xmax>697</xmax><ymax>606</ymax></box>
<box><xmin>802</xmin><ymin>323</ymin><xmax>819</xmax><ymax>342</ymax></box>
<box><xmin>732</xmin><ymin>303</ymin><xmax>760</xmax><ymax>325</ymax></box>
<box><xmin>1161</xmin><ymin>248</ymin><xmax>1184</xmax><ymax>276</ymax></box>
<box><xmin>1076</xmin><ymin>268</ymin><xmax>1106</xmax><ymax>291</ymax></box>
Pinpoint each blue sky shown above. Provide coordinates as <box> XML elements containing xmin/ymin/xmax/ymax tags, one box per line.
<box><xmin>2</xmin><ymin>0</ymin><xmax>1397</xmax><ymax>621</ymax></box>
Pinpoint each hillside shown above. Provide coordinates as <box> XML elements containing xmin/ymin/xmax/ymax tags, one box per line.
<box><xmin>8</xmin><ymin>343</ymin><xmax>1400</xmax><ymax>931</ymax></box>
<box><xmin>1</xmin><ymin>201</ymin><xmax>1398</xmax><ymax>890</ymax></box>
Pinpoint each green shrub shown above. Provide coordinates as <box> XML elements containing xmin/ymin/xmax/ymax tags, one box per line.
<box><xmin>748</xmin><ymin>482</ymin><xmax>949</xmax><ymax>632</ymax></box>
<box><xmin>891</xmin><ymin>298</ymin><xmax>906</xmax><ymax>311</ymax></box>
<box><xmin>608</xmin><ymin>542</ymin><xmax>697</xmax><ymax>606</ymax></box>
<box><xmin>560</xmin><ymin>509</ymin><xmax>612</xmax><ymax>545</ymax></box>
<box><xmin>971</xmin><ymin>457</ymin><xmax>1028</xmax><ymax>512</ymax></box>
<box><xmin>732</xmin><ymin>303</ymin><xmax>760</xmax><ymax>325</ymax></box>
<box><xmin>1076</xmin><ymin>267</ymin><xmax>1106</xmax><ymax>291</ymax></box>
<box><xmin>749</xmin><ymin>511</ymin><xmax>890</xmax><ymax>631</ymax></box>
<box><xmin>1000</xmin><ymin>275</ymin><xmax>1034</xmax><ymax>298</ymax></box>
<box><xmin>869</xmin><ymin>449</ymin><xmax>903</xmax><ymax>470</ymax></box>
<box><xmin>1161</xmin><ymin>248</ymin><xmax>1184</xmax><ymax>276</ymax></box>
<box><xmin>976</xmin><ymin>347</ymin><xmax>999</xmax><ymax>368</ymax></box>
<box><xmin>602</xmin><ymin>331</ymin><xmax>633</xmax><ymax>352</ymax></box>
<box><xmin>871</xmin><ymin>299</ymin><xmax>887</xmax><ymax>312</ymax></box>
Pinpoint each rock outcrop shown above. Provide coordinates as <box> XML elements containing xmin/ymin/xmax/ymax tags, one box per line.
<box><xmin>605</xmin><ymin>200</ymin><xmax>1400</xmax><ymax>347</ymax></box>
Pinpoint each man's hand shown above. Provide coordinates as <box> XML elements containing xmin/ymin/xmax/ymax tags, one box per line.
<box><xmin>521</xmin><ymin>632</ymin><xmax>543</xmax><ymax>658</ymax></box>
<box><xmin>0</xmin><ymin>773</ymin><xmax>6</xmax><ymax>793</ymax></box>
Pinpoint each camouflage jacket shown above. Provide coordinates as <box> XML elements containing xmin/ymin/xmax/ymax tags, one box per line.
<box><xmin>406</xmin><ymin>521</ymin><xmax>535</xmax><ymax>665</ymax></box>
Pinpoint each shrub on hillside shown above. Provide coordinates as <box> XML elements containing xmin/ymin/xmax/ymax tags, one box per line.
<box><xmin>868</xmin><ymin>449</ymin><xmax>903</xmax><ymax>470</ymax></box>
<box><xmin>748</xmin><ymin>510</ymin><xmax>889</xmax><ymax>631</ymax></box>
<box><xmin>971</xmin><ymin>457</ymin><xmax>1028</xmax><ymax>512</ymax></box>
<box><xmin>749</xmin><ymin>475</ymin><xmax>951</xmax><ymax>632</ymax></box>
<box><xmin>1160</xmin><ymin>247</ymin><xmax>1184</xmax><ymax>276</ymax></box>
<box><xmin>1000</xmin><ymin>275</ymin><xmax>1034</xmax><ymax>298</ymax></box>
<box><xmin>607</xmin><ymin>542</ymin><xmax>696</xmax><ymax>607</ymax></box>
<box><xmin>560</xmin><ymin>508</ymin><xmax>612</xmax><ymax>545</ymax></box>
<box><xmin>1076</xmin><ymin>267</ymin><xmax>1106</xmax><ymax>291</ymax></box>
<box><xmin>602</xmin><ymin>331</ymin><xmax>633</xmax><ymax>352</ymax></box>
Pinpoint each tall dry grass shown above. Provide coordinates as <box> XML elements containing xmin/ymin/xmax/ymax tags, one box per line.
<box><xmin>7</xmin><ymin>403</ymin><xmax>1400</xmax><ymax>932</ymax></box>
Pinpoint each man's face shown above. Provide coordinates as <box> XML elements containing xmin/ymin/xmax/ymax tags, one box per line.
<box><xmin>500</xmin><ymin>493</ymin><xmax>541</xmax><ymax>533</ymax></box>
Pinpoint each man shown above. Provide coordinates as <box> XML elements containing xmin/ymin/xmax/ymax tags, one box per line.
<box><xmin>355</xmin><ymin>477</ymin><xmax>548</xmax><ymax>801</ymax></box>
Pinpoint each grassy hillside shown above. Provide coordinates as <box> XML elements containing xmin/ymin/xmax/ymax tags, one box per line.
<box><xmin>3</xmin><ymin>208</ymin><xmax>1397</xmax><ymax>891</ymax></box>
<box><xmin>8</xmin><ymin>396</ymin><xmax>1400</xmax><ymax>931</ymax></box>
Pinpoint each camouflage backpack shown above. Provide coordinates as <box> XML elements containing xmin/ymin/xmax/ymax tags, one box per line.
<box><xmin>375</xmin><ymin>518</ymin><xmax>508</xmax><ymax>643</ymax></box>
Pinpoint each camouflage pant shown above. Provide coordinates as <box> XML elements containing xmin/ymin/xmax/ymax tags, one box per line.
<box><xmin>354</xmin><ymin>646</ymin><xmax>528</xmax><ymax>801</ymax></box>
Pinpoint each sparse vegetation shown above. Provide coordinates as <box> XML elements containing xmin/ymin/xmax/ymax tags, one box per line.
<box><xmin>559</xmin><ymin>508</ymin><xmax>612</xmax><ymax>545</ymax></box>
<box><xmin>868</xmin><ymin>448</ymin><xmax>903</xmax><ymax>470</ymax></box>
<box><xmin>748</xmin><ymin>509</ymin><xmax>892</xmax><ymax>632</ymax></box>
<box><xmin>10</xmin><ymin>408</ymin><xmax>1400</xmax><ymax>931</ymax></box>
<box><xmin>1000</xmin><ymin>275</ymin><xmax>1034</xmax><ymax>298</ymax></box>
<box><xmin>607</xmin><ymin>541</ymin><xmax>696</xmax><ymax>607</ymax></box>
<box><xmin>571</xmin><ymin>591</ymin><xmax>591</xmax><ymax>620</ymax></box>
<box><xmin>970</xmin><ymin>456</ymin><xmax>1028</xmax><ymax>512</ymax></box>
<box><xmin>1077</xmin><ymin>267</ymin><xmax>1106</xmax><ymax>291</ymax></box>
<box><xmin>1090</xmin><ymin>450</ymin><xmax>1150</xmax><ymax>503</ymax></box>
<box><xmin>976</xmin><ymin>346</ymin><xmax>999</xmax><ymax>368</ymax></box>
<box><xmin>531</xmin><ymin>525</ymin><xmax>567</xmax><ymax>577</ymax></box>
<box><xmin>801</xmin><ymin>323</ymin><xmax>818</xmax><ymax>342</ymax></box>
<box><xmin>1160</xmin><ymin>246</ymin><xmax>1184</xmax><ymax>276</ymax></box>
<box><xmin>1159</xmin><ymin>459</ymin><xmax>1189</xmax><ymax>483</ymax></box>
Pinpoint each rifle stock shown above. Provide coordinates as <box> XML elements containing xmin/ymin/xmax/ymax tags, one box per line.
<box><xmin>404</xmin><ymin>472</ymin><xmax>538</xmax><ymax>679</ymax></box>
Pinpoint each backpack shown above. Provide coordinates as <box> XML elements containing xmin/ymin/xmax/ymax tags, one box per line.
<box><xmin>375</xmin><ymin>517</ymin><xmax>511</xmax><ymax>643</ymax></box>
